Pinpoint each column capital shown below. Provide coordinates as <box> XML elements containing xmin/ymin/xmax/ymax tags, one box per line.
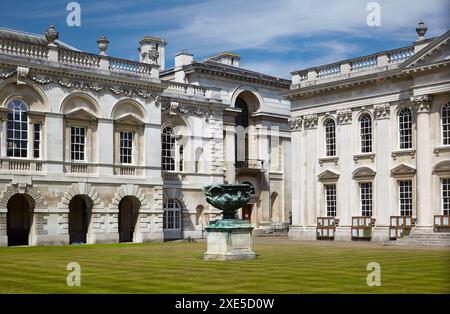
<box><xmin>302</xmin><ymin>114</ymin><xmax>318</xmax><ymax>129</ymax></box>
<box><xmin>337</xmin><ymin>109</ymin><xmax>352</xmax><ymax>125</ymax></box>
<box><xmin>288</xmin><ymin>117</ymin><xmax>303</xmax><ymax>131</ymax></box>
<box><xmin>373</xmin><ymin>103</ymin><xmax>390</xmax><ymax>120</ymax></box>
<box><xmin>410</xmin><ymin>94</ymin><xmax>432</xmax><ymax>114</ymax></box>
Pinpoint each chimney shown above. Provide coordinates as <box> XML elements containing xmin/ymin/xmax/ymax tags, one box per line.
<box><xmin>138</xmin><ymin>36</ymin><xmax>167</xmax><ymax>70</ymax></box>
<box><xmin>208</xmin><ymin>52</ymin><xmax>240</xmax><ymax>67</ymax></box>
<box><xmin>175</xmin><ymin>50</ymin><xmax>193</xmax><ymax>67</ymax></box>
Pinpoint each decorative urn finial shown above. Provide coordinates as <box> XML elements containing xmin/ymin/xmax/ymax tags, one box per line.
<box><xmin>45</xmin><ymin>24</ymin><xmax>59</xmax><ymax>45</ymax></box>
<box><xmin>416</xmin><ymin>20</ymin><xmax>427</xmax><ymax>41</ymax></box>
<box><xmin>97</xmin><ymin>35</ymin><xmax>109</xmax><ymax>55</ymax></box>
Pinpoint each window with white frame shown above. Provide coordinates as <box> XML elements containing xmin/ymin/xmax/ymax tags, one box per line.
<box><xmin>442</xmin><ymin>103</ymin><xmax>450</xmax><ymax>146</ymax></box>
<box><xmin>33</xmin><ymin>123</ymin><xmax>41</xmax><ymax>159</ymax></box>
<box><xmin>71</xmin><ymin>127</ymin><xmax>86</xmax><ymax>161</ymax></box>
<box><xmin>360</xmin><ymin>114</ymin><xmax>372</xmax><ymax>153</ymax></box>
<box><xmin>324</xmin><ymin>119</ymin><xmax>336</xmax><ymax>157</ymax></box>
<box><xmin>120</xmin><ymin>131</ymin><xmax>133</xmax><ymax>164</ymax></box>
<box><xmin>360</xmin><ymin>182</ymin><xmax>373</xmax><ymax>217</ymax></box>
<box><xmin>162</xmin><ymin>127</ymin><xmax>175</xmax><ymax>171</ymax></box>
<box><xmin>443</xmin><ymin>178</ymin><xmax>450</xmax><ymax>215</ymax></box>
<box><xmin>398</xmin><ymin>108</ymin><xmax>413</xmax><ymax>150</ymax></box>
<box><xmin>7</xmin><ymin>99</ymin><xmax>28</xmax><ymax>158</ymax></box>
<box><xmin>399</xmin><ymin>180</ymin><xmax>413</xmax><ymax>216</ymax></box>
<box><xmin>163</xmin><ymin>199</ymin><xmax>181</xmax><ymax>230</ymax></box>
<box><xmin>179</xmin><ymin>145</ymin><xmax>184</xmax><ymax>172</ymax></box>
<box><xmin>325</xmin><ymin>184</ymin><xmax>337</xmax><ymax>217</ymax></box>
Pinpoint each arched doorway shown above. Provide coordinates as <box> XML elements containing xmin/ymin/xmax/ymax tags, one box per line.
<box><xmin>119</xmin><ymin>196</ymin><xmax>140</xmax><ymax>243</ymax></box>
<box><xmin>7</xmin><ymin>194</ymin><xmax>34</xmax><ymax>246</ymax></box>
<box><xmin>69</xmin><ymin>195</ymin><xmax>92</xmax><ymax>244</ymax></box>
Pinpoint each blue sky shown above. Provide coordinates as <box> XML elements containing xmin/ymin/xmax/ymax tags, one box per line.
<box><xmin>1</xmin><ymin>0</ymin><xmax>449</xmax><ymax>78</ymax></box>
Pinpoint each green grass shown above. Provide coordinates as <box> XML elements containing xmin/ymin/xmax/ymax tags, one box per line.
<box><xmin>0</xmin><ymin>239</ymin><xmax>449</xmax><ymax>293</ymax></box>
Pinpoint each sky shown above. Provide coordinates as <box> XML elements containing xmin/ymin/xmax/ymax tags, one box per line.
<box><xmin>0</xmin><ymin>0</ymin><xmax>449</xmax><ymax>78</ymax></box>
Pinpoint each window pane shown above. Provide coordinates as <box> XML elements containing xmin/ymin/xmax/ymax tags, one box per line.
<box><xmin>325</xmin><ymin>184</ymin><xmax>337</xmax><ymax>217</ymax></box>
<box><xmin>7</xmin><ymin>100</ymin><xmax>28</xmax><ymax>158</ymax></box>
<box><xmin>360</xmin><ymin>114</ymin><xmax>372</xmax><ymax>153</ymax></box>
<box><xmin>399</xmin><ymin>108</ymin><xmax>412</xmax><ymax>149</ymax></box>
<box><xmin>442</xmin><ymin>104</ymin><xmax>450</xmax><ymax>146</ymax></box>
<box><xmin>325</xmin><ymin>119</ymin><xmax>336</xmax><ymax>157</ymax></box>
<box><xmin>443</xmin><ymin>179</ymin><xmax>450</xmax><ymax>215</ymax></box>
<box><xmin>71</xmin><ymin>127</ymin><xmax>86</xmax><ymax>161</ymax></box>
<box><xmin>360</xmin><ymin>182</ymin><xmax>373</xmax><ymax>217</ymax></box>
<box><xmin>399</xmin><ymin>180</ymin><xmax>413</xmax><ymax>216</ymax></box>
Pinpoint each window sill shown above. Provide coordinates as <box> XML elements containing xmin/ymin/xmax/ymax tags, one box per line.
<box><xmin>353</xmin><ymin>153</ymin><xmax>375</xmax><ymax>163</ymax></box>
<box><xmin>319</xmin><ymin>156</ymin><xmax>338</xmax><ymax>166</ymax></box>
<box><xmin>434</xmin><ymin>146</ymin><xmax>450</xmax><ymax>156</ymax></box>
<box><xmin>391</xmin><ymin>149</ymin><xmax>415</xmax><ymax>160</ymax></box>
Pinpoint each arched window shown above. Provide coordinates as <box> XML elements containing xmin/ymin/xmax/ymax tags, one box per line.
<box><xmin>398</xmin><ymin>108</ymin><xmax>413</xmax><ymax>149</ymax></box>
<box><xmin>324</xmin><ymin>119</ymin><xmax>336</xmax><ymax>157</ymax></box>
<box><xmin>360</xmin><ymin>114</ymin><xmax>372</xmax><ymax>153</ymax></box>
<box><xmin>162</xmin><ymin>127</ymin><xmax>175</xmax><ymax>171</ymax></box>
<box><xmin>7</xmin><ymin>100</ymin><xmax>28</xmax><ymax>158</ymax></box>
<box><xmin>442</xmin><ymin>103</ymin><xmax>450</xmax><ymax>146</ymax></box>
<box><xmin>163</xmin><ymin>199</ymin><xmax>181</xmax><ymax>230</ymax></box>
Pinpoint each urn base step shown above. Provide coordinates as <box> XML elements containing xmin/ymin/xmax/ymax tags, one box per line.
<box><xmin>204</xmin><ymin>252</ymin><xmax>256</xmax><ymax>261</ymax></box>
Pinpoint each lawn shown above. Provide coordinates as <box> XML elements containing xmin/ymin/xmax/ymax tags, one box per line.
<box><xmin>0</xmin><ymin>238</ymin><xmax>448</xmax><ymax>293</ymax></box>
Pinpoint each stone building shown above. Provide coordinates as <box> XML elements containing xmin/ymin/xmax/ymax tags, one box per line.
<box><xmin>0</xmin><ymin>25</ymin><xmax>291</xmax><ymax>246</ymax></box>
<box><xmin>287</xmin><ymin>23</ymin><xmax>450</xmax><ymax>242</ymax></box>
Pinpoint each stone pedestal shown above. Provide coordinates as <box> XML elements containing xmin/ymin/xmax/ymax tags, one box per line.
<box><xmin>204</xmin><ymin>219</ymin><xmax>255</xmax><ymax>261</ymax></box>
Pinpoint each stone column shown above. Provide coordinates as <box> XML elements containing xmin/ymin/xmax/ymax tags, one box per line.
<box><xmin>288</xmin><ymin>117</ymin><xmax>303</xmax><ymax>238</ymax></box>
<box><xmin>373</xmin><ymin>104</ymin><xmax>391</xmax><ymax>241</ymax></box>
<box><xmin>224</xmin><ymin>126</ymin><xmax>236</xmax><ymax>184</ymax></box>
<box><xmin>411</xmin><ymin>95</ymin><xmax>433</xmax><ymax>229</ymax></box>
<box><xmin>45</xmin><ymin>113</ymin><xmax>64</xmax><ymax>174</ymax></box>
<box><xmin>97</xmin><ymin>119</ymin><xmax>114</xmax><ymax>176</ymax></box>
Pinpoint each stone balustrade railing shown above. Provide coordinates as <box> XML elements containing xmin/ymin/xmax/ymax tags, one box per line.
<box><xmin>58</xmin><ymin>48</ymin><xmax>101</xmax><ymax>68</ymax></box>
<box><xmin>0</xmin><ymin>37</ymin><xmax>48</xmax><ymax>60</ymax></box>
<box><xmin>291</xmin><ymin>45</ymin><xmax>417</xmax><ymax>88</ymax></box>
<box><xmin>0</xmin><ymin>38</ymin><xmax>159</xmax><ymax>78</ymax></box>
<box><xmin>0</xmin><ymin>158</ymin><xmax>44</xmax><ymax>173</ymax></box>
<box><xmin>163</xmin><ymin>81</ymin><xmax>222</xmax><ymax>100</ymax></box>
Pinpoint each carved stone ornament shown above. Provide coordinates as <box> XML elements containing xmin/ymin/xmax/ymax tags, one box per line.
<box><xmin>302</xmin><ymin>114</ymin><xmax>319</xmax><ymax>129</ymax></box>
<box><xmin>337</xmin><ymin>109</ymin><xmax>352</xmax><ymax>124</ymax></box>
<box><xmin>45</xmin><ymin>24</ymin><xmax>59</xmax><ymax>44</ymax></box>
<box><xmin>410</xmin><ymin>94</ymin><xmax>432</xmax><ymax>113</ymax></box>
<box><xmin>288</xmin><ymin>117</ymin><xmax>303</xmax><ymax>130</ymax></box>
<box><xmin>373</xmin><ymin>104</ymin><xmax>390</xmax><ymax>119</ymax></box>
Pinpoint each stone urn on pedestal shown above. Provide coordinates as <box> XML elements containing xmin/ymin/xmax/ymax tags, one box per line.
<box><xmin>202</xmin><ymin>184</ymin><xmax>256</xmax><ymax>261</ymax></box>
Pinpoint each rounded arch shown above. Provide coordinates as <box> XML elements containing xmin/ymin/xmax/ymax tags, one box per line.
<box><xmin>109</xmin><ymin>184</ymin><xmax>147</xmax><ymax>211</ymax></box>
<box><xmin>110</xmin><ymin>98</ymin><xmax>147</xmax><ymax>122</ymax></box>
<box><xmin>0</xmin><ymin>79</ymin><xmax>48</xmax><ymax>111</ymax></box>
<box><xmin>270</xmin><ymin>191</ymin><xmax>280</xmax><ymax>221</ymax></box>
<box><xmin>0</xmin><ymin>183</ymin><xmax>47</xmax><ymax>210</ymax></box>
<box><xmin>195</xmin><ymin>204</ymin><xmax>205</xmax><ymax>225</ymax></box>
<box><xmin>230</xmin><ymin>85</ymin><xmax>264</xmax><ymax>113</ymax></box>
<box><xmin>358</xmin><ymin>110</ymin><xmax>374</xmax><ymax>121</ymax></box>
<box><xmin>161</xmin><ymin>113</ymin><xmax>192</xmax><ymax>138</ymax></box>
<box><xmin>60</xmin><ymin>92</ymin><xmax>101</xmax><ymax>118</ymax></box>
<box><xmin>58</xmin><ymin>183</ymin><xmax>104</xmax><ymax>211</ymax></box>
<box><xmin>395</xmin><ymin>104</ymin><xmax>415</xmax><ymax>119</ymax></box>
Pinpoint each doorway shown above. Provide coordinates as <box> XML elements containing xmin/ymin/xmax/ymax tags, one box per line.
<box><xmin>119</xmin><ymin>196</ymin><xmax>139</xmax><ymax>243</ymax></box>
<box><xmin>7</xmin><ymin>194</ymin><xmax>33</xmax><ymax>246</ymax></box>
<box><xmin>69</xmin><ymin>195</ymin><xmax>91</xmax><ymax>244</ymax></box>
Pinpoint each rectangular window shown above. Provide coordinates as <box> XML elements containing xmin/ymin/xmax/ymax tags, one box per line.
<box><xmin>71</xmin><ymin>127</ymin><xmax>85</xmax><ymax>161</ymax></box>
<box><xmin>325</xmin><ymin>184</ymin><xmax>337</xmax><ymax>217</ymax></box>
<box><xmin>33</xmin><ymin>123</ymin><xmax>41</xmax><ymax>158</ymax></box>
<box><xmin>120</xmin><ymin>131</ymin><xmax>133</xmax><ymax>164</ymax></box>
<box><xmin>179</xmin><ymin>145</ymin><xmax>184</xmax><ymax>172</ymax></box>
<box><xmin>399</xmin><ymin>180</ymin><xmax>413</xmax><ymax>216</ymax></box>
<box><xmin>360</xmin><ymin>116</ymin><xmax>372</xmax><ymax>153</ymax></box>
<box><xmin>443</xmin><ymin>179</ymin><xmax>450</xmax><ymax>215</ymax></box>
<box><xmin>360</xmin><ymin>182</ymin><xmax>373</xmax><ymax>217</ymax></box>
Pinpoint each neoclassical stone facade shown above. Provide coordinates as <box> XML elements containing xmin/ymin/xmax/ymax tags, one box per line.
<box><xmin>287</xmin><ymin>25</ymin><xmax>450</xmax><ymax>242</ymax></box>
<box><xmin>0</xmin><ymin>25</ymin><xmax>291</xmax><ymax>246</ymax></box>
